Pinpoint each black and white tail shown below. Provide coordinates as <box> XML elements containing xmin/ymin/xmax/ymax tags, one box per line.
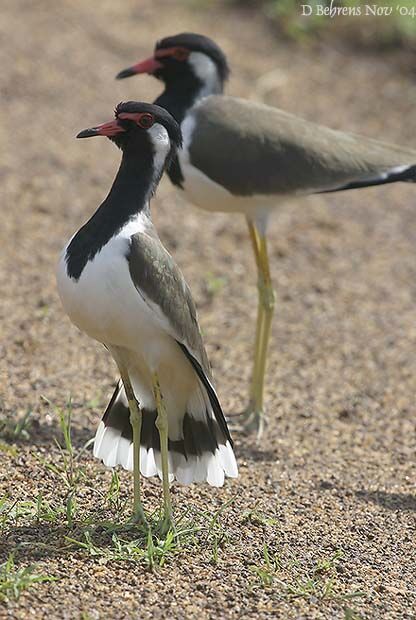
<box><xmin>320</xmin><ymin>163</ymin><xmax>416</xmax><ymax>194</ymax></box>
<box><xmin>93</xmin><ymin>361</ymin><xmax>237</xmax><ymax>487</ymax></box>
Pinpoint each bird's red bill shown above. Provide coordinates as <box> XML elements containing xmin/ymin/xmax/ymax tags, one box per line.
<box><xmin>129</xmin><ymin>57</ymin><xmax>163</xmax><ymax>74</ymax></box>
<box><xmin>77</xmin><ymin>120</ymin><xmax>125</xmax><ymax>139</ymax></box>
<box><xmin>116</xmin><ymin>47</ymin><xmax>190</xmax><ymax>80</ymax></box>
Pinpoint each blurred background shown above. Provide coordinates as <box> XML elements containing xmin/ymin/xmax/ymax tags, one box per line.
<box><xmin>1</xmin><ymin>1</ymin><xmax>416</xmax><ymax>618</ymax></box>
<box><xmin>3</xmin><ymin>0</ymin><xmax>416</xmax><ymax>418</ymax></box>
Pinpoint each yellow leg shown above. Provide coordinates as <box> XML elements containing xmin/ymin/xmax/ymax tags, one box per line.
<box><xmin>152</xmin><ymin>372</ymin><xmax>173</xmax><ymax>531</ymax></box>
<box><xmin>255</xmin><ymin>231</ymin><xmax>275</xmax><ymax>438</ymax></box>
<box><xmin>246</xmin><ymin>218</ymin><xmax>265</xmax><ymax>405</ymax></box>
<box><xmin>118</xmin><ymin>365</ymin><xmax>147</xmax><ymax>524</ymax></box>
<box><xmin>243</xmin><ymin>218</ymin><xmax>276</xmax><ymax>439</ymax></box>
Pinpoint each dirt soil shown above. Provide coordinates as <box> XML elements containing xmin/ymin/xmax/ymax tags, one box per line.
<box><xmin>1</xmin><ymin>1</ymin><xmax>416</xmax><ymax>619</ymax></box>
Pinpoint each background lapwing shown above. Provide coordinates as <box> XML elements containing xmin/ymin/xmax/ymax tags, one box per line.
<box><xmin>117</xmin><ymin>32</ymin><xmax>416</xmax><ymax>437</ymax></box>
<box><xmin>56</xmin><ymin>101</ymin><xmax>238</xmax><ymax>527</ymax></box>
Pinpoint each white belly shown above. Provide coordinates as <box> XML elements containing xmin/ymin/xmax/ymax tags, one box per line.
<box><xmin>57</xmin><ymin>233</ymin><xmax>170</xmax><ymax>369</ymax></box>
<box><xmin>57</xmin><ymin>230</ymin><xmax>197</xmax><ymax>413</ymax></box>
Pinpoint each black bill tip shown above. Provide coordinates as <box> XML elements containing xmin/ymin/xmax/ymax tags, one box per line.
<box><xmin>115</xmin><ymin>67</ymin><xmax>137</xmax><ymax>80</ymax></box>
<box><xmin>76</xmin><ymin>127</ymin><xmax>99</xmax><ymax>139</ymax></box>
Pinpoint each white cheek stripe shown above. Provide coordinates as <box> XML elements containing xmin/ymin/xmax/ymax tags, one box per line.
<box><xmin>148</xmin><ymin>123</ymin><xmax>171</xmax><ymax>180</ymax></box>
<box><xmin>189</xmin><ymin>52</ymin><xmax>221</xmax><ymax>99</ymax></box>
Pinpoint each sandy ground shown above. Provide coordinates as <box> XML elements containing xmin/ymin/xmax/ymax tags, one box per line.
<box><xmin>1</xmin><ymin>1</ymin><xmax>416</xmax><ymax>618</ymax></box>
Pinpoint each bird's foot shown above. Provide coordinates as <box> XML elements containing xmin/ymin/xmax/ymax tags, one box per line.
<box><xmin>159</xmin><ymin>514</ymin><xmax>176</xmax><ymax>537</ymax></box>
<box><xmin>229</xmin><ymin>404</ymin><xmax>267</xmax><ymax>440</ymax></box>
<box><xmin>131</xmin><ymin>504</ymin><xmax>149</xmax><ymax>529</ymax></box>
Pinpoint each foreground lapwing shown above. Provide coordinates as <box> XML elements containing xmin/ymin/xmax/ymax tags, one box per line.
<box><xmin>117</xmin><ymin>33</ymin><xmax>416</xmax><ymax>437</ymax></box>
<box><xmin>57</xmin><ymin>101</ymin><xmax>237</xmax><ymax>527</ymax></box>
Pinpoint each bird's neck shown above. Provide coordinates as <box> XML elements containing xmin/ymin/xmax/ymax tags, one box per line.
<box><xmin>155</xmin><ymin>72</ymin><xmax>224</xmax><ymax>125</ymax></box>
<box><xmin>65</xmin><ymin>149</ymin><xmax>160</xmax><ymax>280</ymax></box>
<box><xmin>155</xmin><ymin>71</ymin><xmax>224</xmax><ymax>189</ymax></box>
<box><xmin>104</xmin><ymin>149</ymin><xmax>157</xmax><ymax>218</ymax></box>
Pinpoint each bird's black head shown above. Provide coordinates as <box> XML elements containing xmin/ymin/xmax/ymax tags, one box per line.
<box><xmin>116</xmin><ymin>33</ymin><xmax>229</xmax><ymax>90</ymax></box>
<box><xmin>77</xmin><ymin>101</ymin><xmax>182</xmax><ymax>166</ymax></box>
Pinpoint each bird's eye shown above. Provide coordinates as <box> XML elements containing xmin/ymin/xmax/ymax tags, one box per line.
<box><xmin>173</xmin><ymin>48</ymin><xmax>189</xmax><ymax>61</ymax></box>
<box><xmin>138</xmin><ymin>113</ymin><xmax>154</xmax><ymax>129</ymax></box>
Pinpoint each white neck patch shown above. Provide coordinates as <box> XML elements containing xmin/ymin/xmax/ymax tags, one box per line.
<box><xmin>148</xmin><ymin>123</ymin><xmax>171</xmax><ymax>180</ymax></box>
<box><xmin>189</xmin><ymin>52</ymin><xmax>221</xmax><ymax>99</ymax></box>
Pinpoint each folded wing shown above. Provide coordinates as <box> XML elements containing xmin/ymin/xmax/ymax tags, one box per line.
<box><xmin>188</xmin><ymin>95</ymin><xmax>416</xmax><ymax>196</ymax></box>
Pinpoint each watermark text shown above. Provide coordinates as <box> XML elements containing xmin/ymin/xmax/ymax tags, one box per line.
<box><xmin>301</xmin><ymin>2</ymin><xmax>416</xmax><ymax>18</ymax></box>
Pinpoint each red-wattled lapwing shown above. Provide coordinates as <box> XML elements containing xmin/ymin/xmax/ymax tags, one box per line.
<box><xmin>56</xmin><ymin>101</ymin><xmax>237</xmax><ymax>527</ymax></box>
<box><xmin>117</xmin><ymin>33</ymin><xmax>416</xmax><ymax>438</ymax></box>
